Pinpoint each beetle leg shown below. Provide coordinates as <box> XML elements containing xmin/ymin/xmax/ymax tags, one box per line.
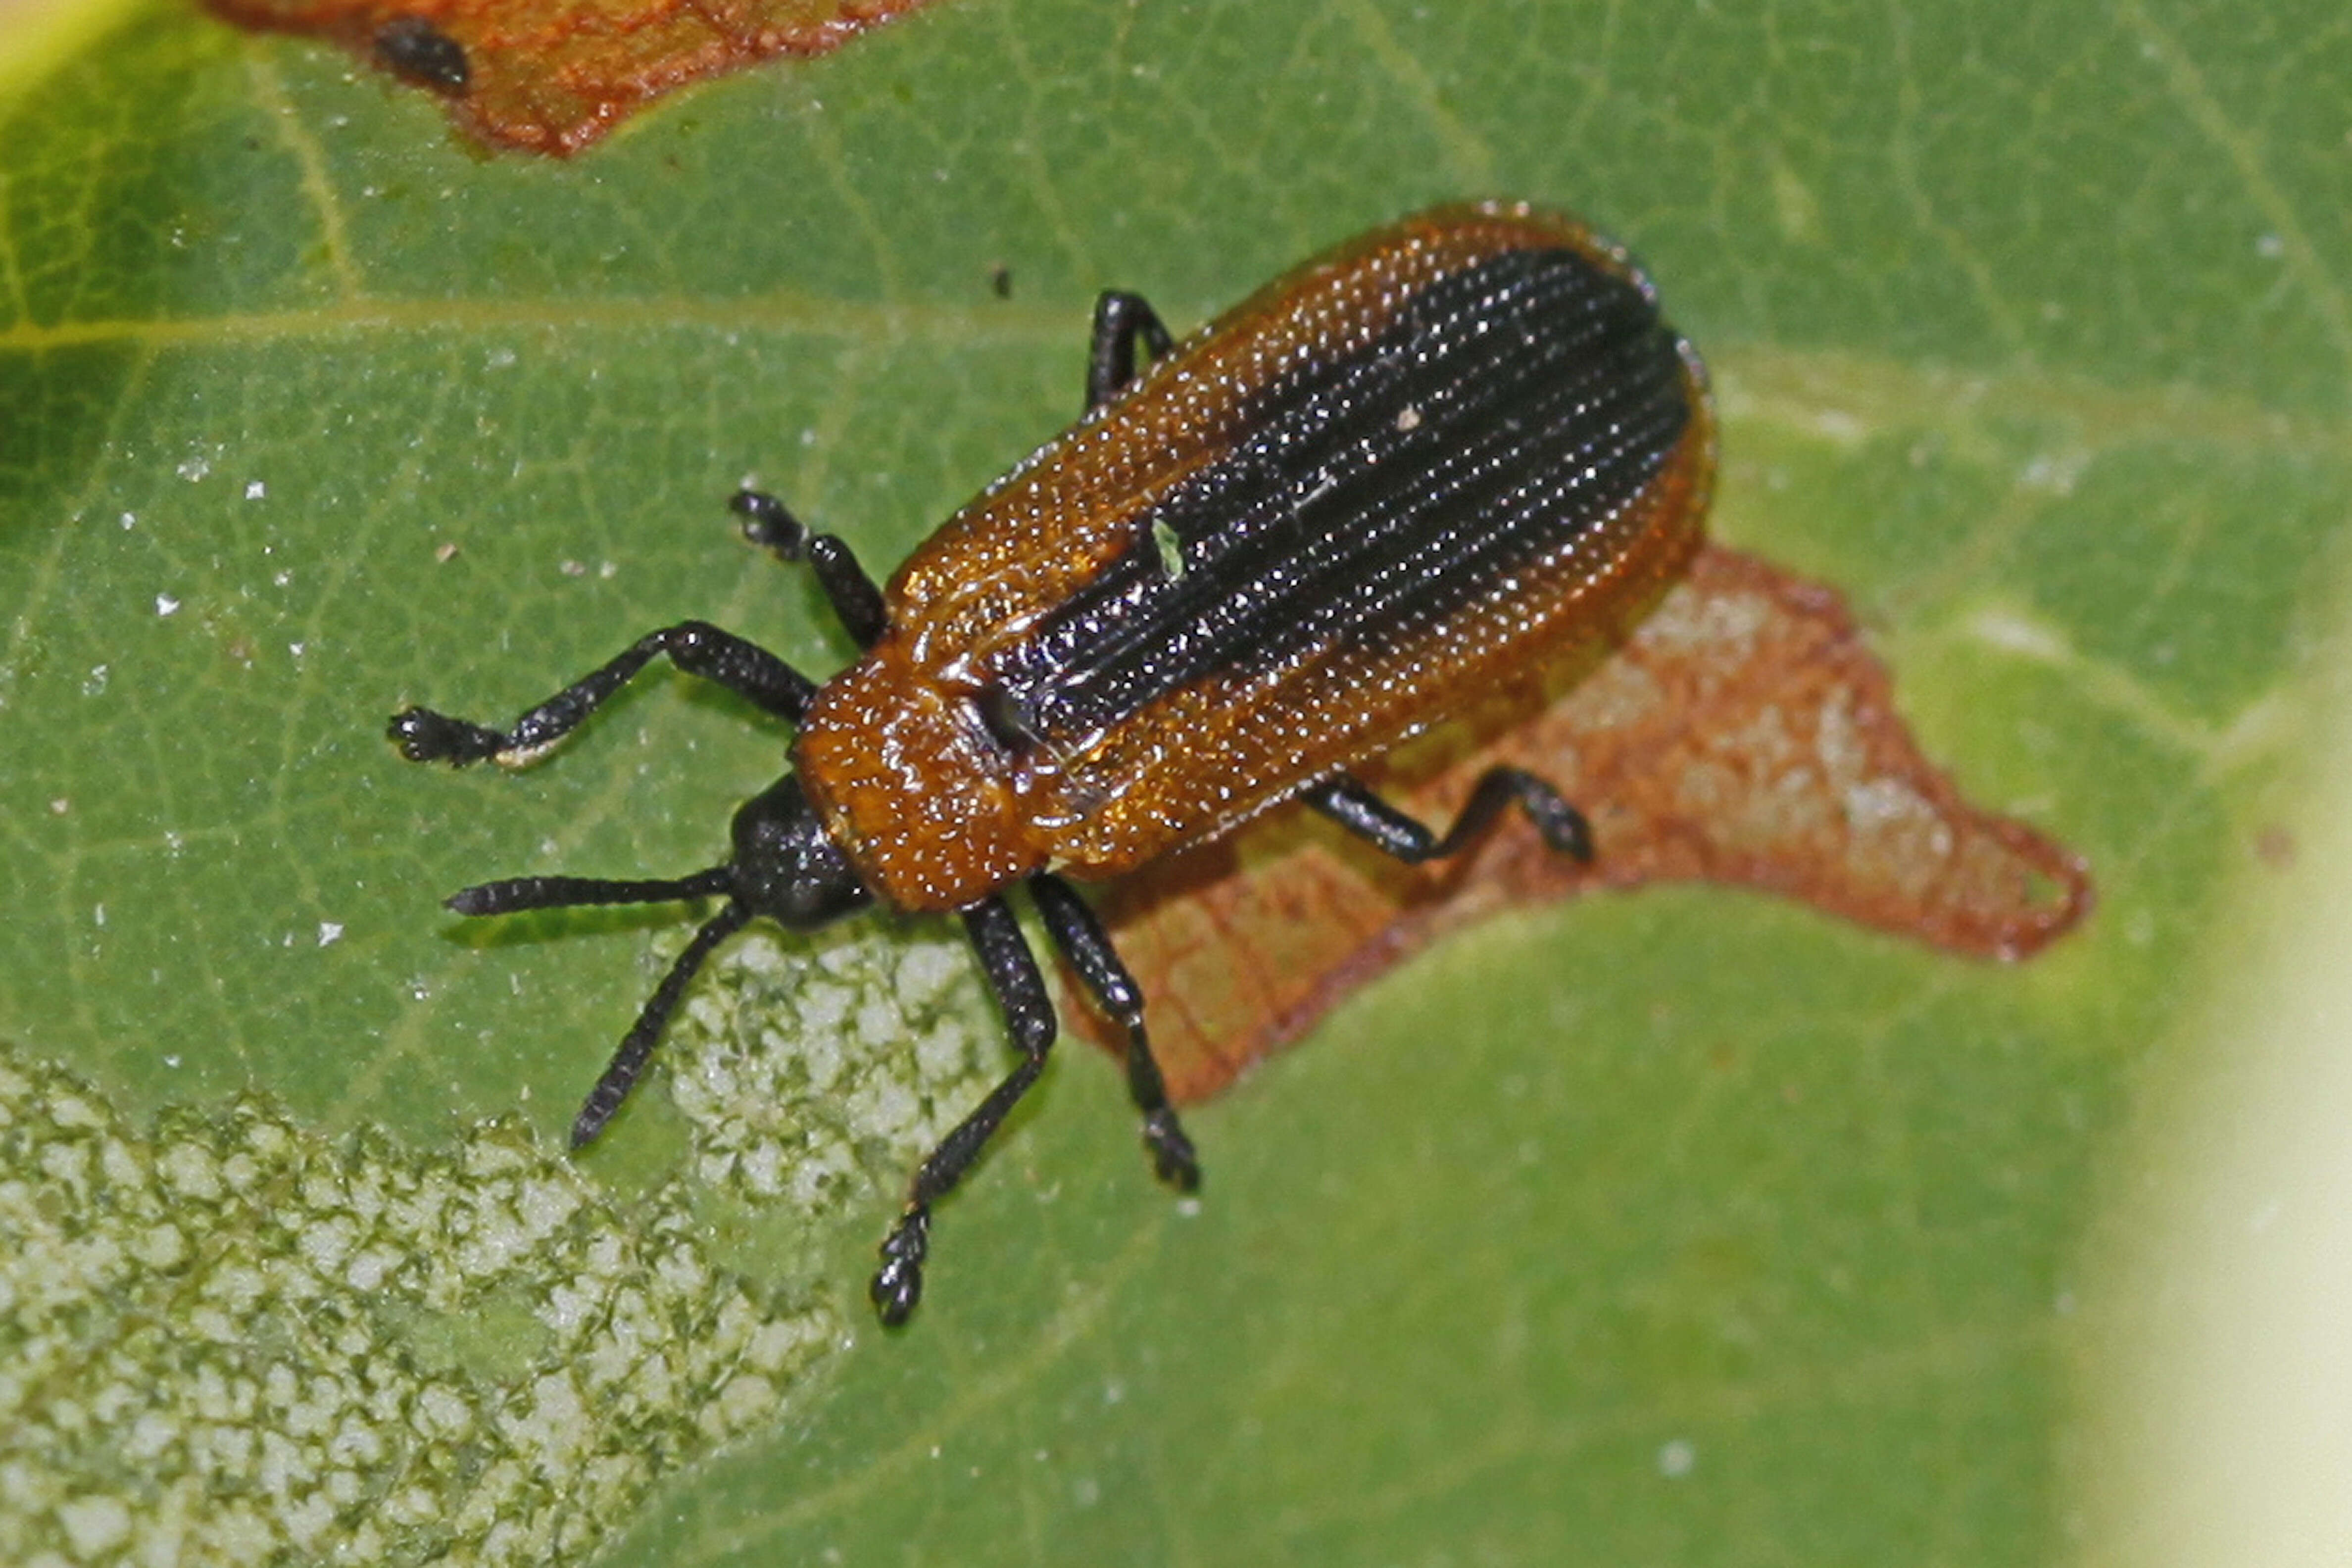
<box><xmin>389</xmin><ymin>622</ymin><xmax>816</xmax><ymax>767</ymax></box>
<box><xmin>1305</xmin><ymin>768</ymin><xmax>1596</xmax><ymax>865</ymax></box>
<box><xmin>873</xmin><ymin>896</ymin><xmax>1058</xmax><ymax>1325</ymax></box>
<box><xmin>730</xmin><ymin>490</ymin><xmax>889</xmax><ymax>649</ymax></box>
<box><xmin>1029</xmin><ymin>872</ymin><xmax>1201</xmax><ymax>1190</ymax></box>
<box><xmin>1085</xmin><ymin>291</ymin><xmax>1175</xmax><ymax>410</ymax></box>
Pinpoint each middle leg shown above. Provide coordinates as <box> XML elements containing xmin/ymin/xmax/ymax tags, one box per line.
<box><xmin>1029</xmin><ymin>872</ymin><xmax>1200</xmax><ymax>1190</ymax></box>
<box><xmin>1303</xmin><ymin>768</ymin><xmax>1595</xmax><ymax>866</ymax></box>
<box><xmin>1085</xmin><ymin>291</ymin><xmax>1175</xmax><ymax>409</ymax></box>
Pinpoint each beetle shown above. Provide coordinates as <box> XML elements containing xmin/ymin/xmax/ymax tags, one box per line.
<box><xmin>389</xmin><ymin>200</ymin><xmax>1715</xmax><ymax>1323</ymax></box>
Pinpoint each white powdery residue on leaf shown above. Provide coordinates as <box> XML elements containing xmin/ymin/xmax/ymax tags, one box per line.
<box><xmin>658</xmin><ymin>921</ymin><xmax>1000</xmax><ymax>1213</ymax></box>
<box><xmin>0</xmin><ymin>1045</ymin><xmax>836</xmax><ymax>1566</ymax></box>
<box><xmin>54</xmin><ymin>1494</ymin><xmax>132</xmax><ymax>1555</ymax></box>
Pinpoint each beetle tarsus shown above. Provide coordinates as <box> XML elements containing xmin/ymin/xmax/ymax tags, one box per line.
<box><xmin>873</xmin><ymin>1207</ymin><xmax>931</xmax><ymax>1325</ymax></box>
<box><xmin>388</xmin><ymin>706</ymin><xmax>506</xmax><ymax>765</ymax></box>
<box><xmin>730</xmin><ymin>488</ymin><xmax>809</xmax><ymax>554</ymax></box>
<box><xmin>1143</xmin><ymin>1109</ymin><xmax>1200</xmax><ymax>1191</ymax></box>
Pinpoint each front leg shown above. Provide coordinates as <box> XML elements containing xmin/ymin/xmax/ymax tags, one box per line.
<box><xmin>872</xmin><ymin>896</ymin><xmax>1059</xmax><ymax>1325</ymax></box>
<box><xmin>730</xmin><ymin>490</ymin><xmax>889</xmax><ymax>650</ymax></box>
<box><xmin>390</xmin><ymin>621</ymin><xmax>816</xmax><ymax>767</ymax></box>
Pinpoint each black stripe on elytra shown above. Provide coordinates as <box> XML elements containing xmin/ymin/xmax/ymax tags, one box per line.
<box><xmin>980</xmin><ymin>245</ymin><xmax>1692</xmax><ymax>752</ymax></box>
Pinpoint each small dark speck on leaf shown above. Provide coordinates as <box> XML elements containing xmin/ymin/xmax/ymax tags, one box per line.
<box><xmin>375</xmin><ymin>14</ymin><xmax>471</xmax><ymax>94</ymax></box>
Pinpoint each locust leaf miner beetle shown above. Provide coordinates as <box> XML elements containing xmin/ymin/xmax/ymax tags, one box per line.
<box><xmin>390</xmin><ymin>201</ymin><xmax>1715</xmax><ymax>1323</ymax></box>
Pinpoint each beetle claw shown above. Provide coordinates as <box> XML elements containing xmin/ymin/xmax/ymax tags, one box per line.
<box><xmin>1144</xmin><ymin>1111</ymin><xmax>1200</xmax><ymax>1192</ymax></box>
<box><xmin>387</xmin><ymin>706</ymin><xmax>503</xmax><ymax>765</ymax></box>
<box><xmin>872</xmin><ymin>1208</ymin><xmax>931</xmax><ymax>1325</ymax></box>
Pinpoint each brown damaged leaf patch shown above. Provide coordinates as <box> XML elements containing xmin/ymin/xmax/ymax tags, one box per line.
<box><xmin>208</xmin><ymin>0</ymin><xmax>939</xmax><ymax>154</ymax></box>
<box><xmin>1071</xmin><ymin>544</ymin><xmax>2095</xmax><ymax>1104</ymax></box>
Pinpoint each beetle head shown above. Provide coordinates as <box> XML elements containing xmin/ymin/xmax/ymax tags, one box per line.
<box><xmin>728</xmin><ymin>773</ymin><xmax>875</xmax><ymax>929</ymax></box>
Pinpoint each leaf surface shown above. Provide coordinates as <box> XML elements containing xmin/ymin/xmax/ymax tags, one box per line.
<box><xmin>1</xmin><ymin>0</ymin><xmax>2345</xmax><ymax>1562</ymax></box>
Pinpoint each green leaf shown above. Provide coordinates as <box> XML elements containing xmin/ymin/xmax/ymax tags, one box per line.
<box><xmin>2</xmin><ymin>0</ymin><xmax>2346</xmax><ymax>1563</ymax></box>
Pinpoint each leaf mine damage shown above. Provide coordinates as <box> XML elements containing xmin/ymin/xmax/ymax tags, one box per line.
<box><xmin>204</xmin><ymin>0</ymin><xmax>943</xmax><ymax>154</ymax></box>
<box><xmin>0</xmin><ymin>874</ymin><xmax>1018</xmax><ymax>1561</ymax></box>
<box><xmin>1072</xmin><ymin>544</ymin><xmax>2096</xmax><ymax>1103</ymax></box>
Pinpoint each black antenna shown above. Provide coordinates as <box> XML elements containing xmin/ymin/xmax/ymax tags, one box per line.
<box><xmin>440</xmin><ymin>866</ymin><xmax>746</xmax><ymax>1146</ymax></box>
<box><xmin>444</xmin><ymin>868</ymin><xmax>734</xmax><ymax>916</ymax></box>
<box><xmin>570</xmin><ymin>901</ymin><xmax>750</xmax><ymax>1148</ymax></box>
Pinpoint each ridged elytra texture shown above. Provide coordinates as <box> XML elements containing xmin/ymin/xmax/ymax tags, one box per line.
<box><xmin>794</xmin><ymin>202</ymin><xmax>1716</xmax><ymax>912</ymax></box>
